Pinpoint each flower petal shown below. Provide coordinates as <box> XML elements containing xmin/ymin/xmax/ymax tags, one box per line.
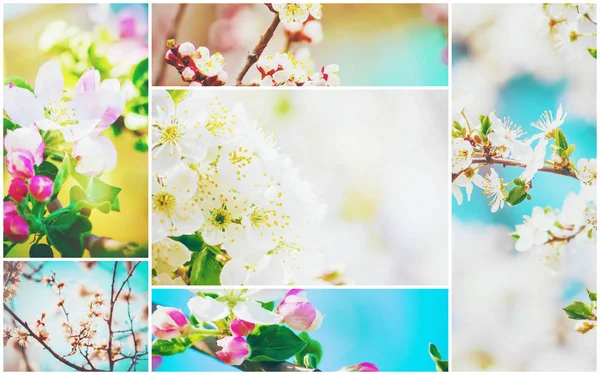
<box><xmin>187</xmin><ymin>296</ymin><xmax>229</xmax><ymax>321</ymax></box>
<box><xmin>233</xmin><ymin>300</ymin><xmax>283</xmax><ymax>325</ymax></box>
<box><xmin>34</xmin><ymin>61</ymin><xmax>64</xmax><ymax>106</ymax></box>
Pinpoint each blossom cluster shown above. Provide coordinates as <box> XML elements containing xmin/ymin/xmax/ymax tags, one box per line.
<box><xmin>165</xmin><ymin>41</ymin><xmax>228</xmax><ymax>86</ymax></box>
<box><xmin>256</xmin><ymin>52</ymin><xmax>339</xmax><ymax>86</ymax></box>
<box><xmin>3</xmin><ymin>60</ymin><xmax>126</xmax><ymax>252</ymax></box>
<box><xmin>151</xmin><ymin>289</ymin><xmax>377</xmax><ymax>371</ymax></box>
<box><xmin>272</xmin><ymin>3</ymin><xmax>324</xmax><ymax>43</ymax></box>
<box><xmin>152</xmin><ymin>91</ymin><xmax>330</xmax><ymax>286</ymax></box>
<box><xmin>451</xmin><ymin>91</ymin><xmax>597</xmax><ymax>268</ymax></box>
<box><xmin>536</xmin><ymin>3</ymin><xmax>597</xmax><ymax>60</ymax></box>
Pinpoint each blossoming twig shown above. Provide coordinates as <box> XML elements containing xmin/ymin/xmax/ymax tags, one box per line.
<box><xmin>155</xmin><ymin>3</ymin><xmax>189</xmax><ymax>85</ymax></box>
<box><xmin>452</xmin><ymin>157</ymin><xmax>579</xmax><ymax>182</ymax></box>
<box><xmin>235</xmin><ymin>13</ymin><xmax>281</xmax><ymax>85</ymax></box>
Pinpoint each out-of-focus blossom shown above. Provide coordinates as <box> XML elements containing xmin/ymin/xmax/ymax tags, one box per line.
<box><xmin>152</xmin><ymin>356</ymin><xmax>163</xmax><ymax>371</ymax></box>
<box><xmin>284</xmin><ymin>20</ymin><xmax>323</xmax><ymax>44</ymax></box>
<box><xmin>340</xmin><ymin>362</ymin><xmax>380</xmax><ymax>372</ymax></box>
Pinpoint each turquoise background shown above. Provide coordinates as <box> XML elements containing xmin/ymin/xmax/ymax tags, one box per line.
<box><xmin>153</xmin><ymin>289</ymin><xmax>449</xmax><ymax>372</ymax></box>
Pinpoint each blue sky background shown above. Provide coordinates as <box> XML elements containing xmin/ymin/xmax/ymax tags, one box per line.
<box><xmin>4</xmin><ymin>261</ymin><xmax>149</xmax><ymax>372</ymax></box>
<box><xmin>153</xmin><ymin>288</ymin><xmax>448</xmax><ymax>372</ymax></box>
<box><xmin>452</xmin><ymin>45</ymin><xmax>597</xmax><ymax>303</ymax></box>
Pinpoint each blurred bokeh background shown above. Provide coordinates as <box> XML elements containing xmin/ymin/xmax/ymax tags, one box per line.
<box><xmin>4</xmin><ymin>4</ymin><xmax>149</xmax><ymax>257</ymax></box>
<box><xmin>452</xmin><ymin>4</ymin><xmax>597</xmax><ymax>371</ymax></box>
<box><xmin>4</xmin><ymin>261</ymin><xmax>149</xmax><ymax>371</ymax></box>
<box><xmin>152</xmin><ymin>3</ymin><xmax>448</xmax><ymax>86</ymax></box>
<box><xmin>173</xmin><ymin>89</ymin><xmax>448</xmax><ymax>285</ymax></box>
<box><xmin>153</xmin><ymin>288</ymin><xmax>448</xmax><ymax>372</ymax></box>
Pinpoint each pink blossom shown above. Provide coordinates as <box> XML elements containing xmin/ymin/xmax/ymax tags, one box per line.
<box><xmin>29</xmin><ymin>176</ymin><xmax>54</xmax><ymax>202</ymax></box>
<box><xmin>4</xmin><ymin>213</ymin><xmax>29</xmax><ymax>243</ymax></box>
<box><xmin>421</xmin><ymin>4</ymin><xmax>448</xmax><ymax>27</ymax></box>
<box><xmin>340</xmin><ymin>362</ymin><xmax>379</xmax><ymax>372</ymax></box>
<box><xmin>74</xmin><ymin>69</ymin><xmax>125</xmax><ymax>131</ymax></box>
<box><xmin>151</xmin><ymin>306</ymin><xmax>189</xmax><ymax>340</ymax></box>
<box><xmin>4</xmin><ymin>201</ymin><xmax>18</xmax><ymax>217</ymax></box>
<box><xmin>276</xmin><ymin>289</ymin><xmax>324</xmax><ymax>332</ymax></box>
<box><xmin>151</xmin><ymin>356</ymin><xmax>163</xmax><ymax>371</ymax></box>
<box><xmin>215</xmin><ymin>336</ymin><xmax>250</xmax><ymax>365</ymax></box>
<box><xmin>4</xmin><ymin>127</ymin><xmax>45</xmax><ymax>165</ymax></box>
<box><xmin>6</xmin><ymin>150</ymin><xmax>35</xmax><ymax>180</ymax></box>
<box><xmin>230</xmin><ymin>318</ymin><xmax>255</xmax><ymax>337</ymax></box>
<box><xmin>8</xmin><ymin>178</ymin><xmax>28</xmax><ymax>203</ymax></box>
<box><xmin>115</xmin><ymin>5</ymin><xmax>148</xmax><ymax>41</ymax></box>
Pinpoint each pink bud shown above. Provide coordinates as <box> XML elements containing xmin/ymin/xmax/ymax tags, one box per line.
<box><xmin>181</xmin><ymin>67</ymin><xmax>196</xmax><ymax>82</ymax></box>
<box><xmin>29</xmin><ymin>175</ymin><xmax>54</xmax><ymax>202</ymax></box>
<box><xmin>4</xmin><ymin>201</ymin><xmax>18</xmax><ymax>217</ymax></box>
<box><xmin>8</xmin><ymin>178</ymin><xmax>28</xmax><ymax>203</ymax></box>
<box><xmin>178</xmin><ymin>42</ymin><xmax>196</xmax><ymax>57</ymax></box>
<box><xmin>230</xmin><ymin>318</ymin><xmax>255</xmax><ymax>337</ymax></box>
<box><xmin>151</xmin><ymin>306</ymin><xmax>189</xmax><ymax>340</ymax></box>
<box><xmin>5</xmin><ymin>150</ymin><xmax>35</xmax><ymax>180</ymax></box>
<box><xmin>341</xmin><ymin>362</ymin><xmax>379</xmax><ymax>372</ymax></box>
<box><xmin>151</xmin><ymin>356</ymin><xmax>163</xmax><ymax>371</ymax></box>
<box><xmin>4</xmin><ymin>213</ymin><xmax>29</xmax><ymax>243</ymax></box>
<box><xmin>215</xmin><ymin>336</ymin><xmax>250</xmax><ymax>366</ymax></box>
<box><xmin>276</xmin><ymin>289</ymin><xmax>324</xmax><ymax>332</ymax></box>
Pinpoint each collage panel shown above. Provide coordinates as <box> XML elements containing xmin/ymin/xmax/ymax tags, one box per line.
<box><xmin>451</xmin><ymin>3</ymin><xmax>597</xmax><ymax>372</ymax></box>
<box><xmin>3</xmin><ymin>3</ymin><xmax>149</xmax><ymax>258</ymax></box>
<box><xmin>4</xmin><ymin>260</ymin><xmax>149</xmax><ymax>371</ymax></box>
<box><xmin>151</xmin><ymin>288</ymin><xmax>448</xmax><ymax>372</ymax></box>
<box><xmin>152</xmin><ymin>3</ymin><xmax>448</xmax><ymax>87</ymax></box>
<box><xmin>151</xmin><ymin>89</ymin><xmax>448</xmax><ymax>286</ymax></box>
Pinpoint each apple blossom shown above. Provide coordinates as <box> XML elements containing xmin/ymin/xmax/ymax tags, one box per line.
<box><xmin>29</xmin><ymin>175</ymin><xmax>54</xmax><ymax>202</ymax></box>
<box><xmin>74</xmin><ymin>68</ymin><xmax>125</xmax><ymax>132</ymax></box>
<box><xmin>5</xmin><ymin>150</ymin><xmax>35</xmax><ymax>180</ymax></box>
<box><xmin>4</xmin><ymin>126</ymin><xmax>45</xmax><ymax>165</ymax></box>
<box><xmin>4</xmin><ymin>201</ymin><xmax>18</xmax><ymax>217</ymax></box>
<box><xmin>151</xmin><ymin>306</ymin><xmax>190</xmax><ymax>340</ymax></box>
<box><xmin>3</xmin><ymin>213</ymin><xmax>29</xmax><ymax>243</ymax></box>
<box><xmin>276</xmin><ymin>289</ymin><xmax>324</xmax><ymax>332</ymax></box>
<box><xmin>215</xmin><ymin>336</ymin><xmax>250</xmax><ymax>366</ymax></box>
<box><xmin>72</xmin><ymin>135</ymin><xmax>117</xmax><ymax>176</ymax></box>
<box><xmin>8</xmin><ymin>178</ymin><xmax>28</xmax><ymax>203</ymax></box>
<box><xmin>340</xmin><ymin>362</ymin><xmax>380</xmax><ymax>372</ymax></box>
<box><xmin>230</xmin><ymin>318</ymin><xmax>255</xmax><ymax>337</ymax></box>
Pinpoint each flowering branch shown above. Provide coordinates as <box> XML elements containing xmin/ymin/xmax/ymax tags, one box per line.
<box><xmin>235</xmin><ymin>13</ymin><xmax>281</xmax><ymax>85</ymax></box>
<box><xmin>154</xmin><ymin>3</ymin><xmax>188</xmax><ymax>85</ymax></box>
<box><xmin>452</xmin><ymin>157</ymin><xmax>578</xmax><ymax>182</ymax></box>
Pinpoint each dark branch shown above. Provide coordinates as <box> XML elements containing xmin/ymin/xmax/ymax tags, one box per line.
<box><xmin>236</xmin><ymin>14</ymin><xmax>281</xmax><ymax>85</ymax></box>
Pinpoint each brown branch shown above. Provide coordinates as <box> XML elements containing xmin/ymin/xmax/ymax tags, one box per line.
<box><xmin>547</xmin><ymin>225</ymin><xmax>587</xmax><ymax>244</ymax></box>
<box><xmin>154</xmin><ymin>3</ymin><xmax>188</xmax><ymax>85</ymax></box>
<box><xmin>236</xmin><ymin>14</ymin><xmax>281</xmax><ymax>85</ymax></box>
<box><xmin>4</xmin><ymin>303</ymin><xmax>103</xmax><ymax>372</ymax></box>
<box><xmin>452</xmin><ymin>157</ymin><xmax>579</xmax><ymax>182</ymax></box>
<box><xmin>107</xmin><ymin>262</ymin><xmax>118</xmax><ymax>371</ymax></box>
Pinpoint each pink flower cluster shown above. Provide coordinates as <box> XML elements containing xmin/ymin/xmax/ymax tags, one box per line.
<box><xmin>215</xmin><ymin>318</ymin><xmax>254</xmax><ymax>365</ymax></box>
<box><xmin>165</xmin><ymin>41</ymin><xmax>228</xmax><ymax>86</ymax></box>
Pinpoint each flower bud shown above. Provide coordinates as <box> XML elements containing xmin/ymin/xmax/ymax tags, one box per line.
<box><xmin>4</xmin><ymin>213</ymin><xmax>29</xmax><ymax>243</ymax></box>
<box><xmin>215</xmin><ymin>336</ymin><xmax>250</xmax><ymax>365</ymax></box>
<box><xmin>340</xmin><ymin>362</ymin><xmax>379</xmax><ymax>372</ymax></box>
<box><xmin>4</xmin><ymin>127</ymin><xmax>45</xmax><ymax>165</ymax></box>
<box><xmin>8</xmin><ymin>178</ymin><xmax>28</xmax><ymax>203</ymax></box>
<box><xmin>29</xmin><ymin>175</ymin><xmax>54</xmax><ymax>202</ymax></box>
<box><xmin>165</xmin><ymin>49</ymin><xmax>184</xmax><ymax>70</ymax></box>
<box><xmin>6</xmin><ymin>150</ymin><xmax>35</xmax><ymax>180</ymax></box>
<box><xmin>4</xmin><ymin>201</ymin><xmax>18</xmax><ymax>217</ymax></box>
<box><xmin>181</xmin><ymin>67</ymin><xmax>197</xmax><ymax>82</ymax></box>
<box><xmin>151</xmin><ymin>306</ymin><xmax>190</xmax><ymax>340</ymax></box>
<box><xmin>575</xmin><ymin>320</ymin><xmax>596</xmax><ymax>334</ymax></box>
<box><xmin>178</xmin><ymin>42</ymin><xmax>196</xmax><ymax>57</ymax></box>
<box><xmin>276</xmin><ymin>289</ymin><xmax>324</xmax><ymax>332</ymax></box>
<box><xmin>230</xmin><ymin>318</ymin><xmax>255</xmax><ymax>337</ymax></box>
<box><xmin>151</xmin><ymin>356</ymin><xmax>163</xmax><ymax>371</ymax></box>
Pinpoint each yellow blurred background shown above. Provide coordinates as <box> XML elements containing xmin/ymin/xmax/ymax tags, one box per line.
<box><xmin>4</xmin><ymin>4</ymin><xmax>148</xmax><ymax>257</ymax></box>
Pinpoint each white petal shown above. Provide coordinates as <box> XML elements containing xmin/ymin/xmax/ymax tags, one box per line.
<box><xmin>233</xmin><ymin>300</ymin><xmax>282</xmax><ymax>325</ymax></box>
<box><xmin>3</xmin><ymin>85</ymin><xmax>45</xmax><ymax>127</ymax></box>
<box><xmin>34</xmin><ymin>61</ymin><xmax>64</xmax><ymax>106</ymax></box>
<box><xmin>187</xmin><ymin>296</ymin><xmax>229</xmax><ymax>321</ymax></box>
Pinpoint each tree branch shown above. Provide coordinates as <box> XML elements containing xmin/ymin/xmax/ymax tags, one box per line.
<box><xmin>452</xmin><ymin>157</ymin><xmax>579</xmax><ymax>182</ymax></box>
<box><xmin>4</xmin><ymin>303</ymin><xmax>103</xmax><ymax>372</ymax></box>
<box><xmin>236</xmin><ymin>13</ymin><xmax>281</xmax><ymax>85</ymax></box>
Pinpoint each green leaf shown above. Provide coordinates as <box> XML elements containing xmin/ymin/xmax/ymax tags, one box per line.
<box><xmin>45</xmin><ymin>208</ymin><xmax>92</xmax><ymax>257</ymax></box>
<box><xmin>247</xmin><ymin>325</ymin><xmax>307</xmax><ymax>362</ymax></box>
<box><xmin>4</xmin><ymin>118</ymin><xmax>17</xmax><ymax>140</ymax></box>
<box><xmin>69</xmin><ymin>177</ymin><xmax>122</xmax><ymax>213</ymax></box>
<box><xmin>30</xmin><ymin>244</ymin><xmax>54</xmax><ymax>258</ymax></box>
<box><xmin>294</xmin><ymin>332</ymin><xmax>323</xmax><ymax>367</ymax></box>
<box><xmin>505</xmin><ymin>186</ymin><xmax>527</xmax><ymax>206</ymax></box>
<box><xmin>36</xmin><ymin>161</ymin><xmax>59</xmax><ymax>180</ymax></box>
<box><xmin>190</xmin><ymin>250</ymin><xmax>223</xmax><ymax>285</ymax></box>
<box><xmin>53</xmin><ymin>154</ymin><xmax>71</xmax><ymax>200</ymax></box>
<box><xmin>260</xmin><ymin>301</ymin><xmax>276</xmax><ymax>312</ymax></box>
<box><xmin>4</xmin><ymin>76</ymin><xmax>34</xmax><ymax>93</ymax></box>
<box><xmin>588</xmin><ymin>47</ymin><xmax>597</xmax><ymax>59</ymax></box>
<box><xmin>172</xmin><ymin>234</ymin><xmax>204</xmax><ymax>251</ymax></box>
<box><xmin>134</xmin><ymin>138</ymin><xmax>148</xmax><ymax>152</ymax></box>
<box><xmin>429</xmin><ymin>343</ymin><xmax>448</xmax><ymax>372</ymax></box>
<box><xmin>554</xmin><ymin>128</ymin><xmax>568</xmax><ymax>150</ymax></box>
<box><xmin>167</xmin><ymin>89</ymin><xmax>188</xmax><ymax>104</ymax></box>
<box><xmin>452</xmin><ymin>121</ymin><xmax>463</xmax><ymax>131</ymax></box>
<box><xmin>565</xmin><ymin>144</ymin><xmax>576</xmax><ymax>157</ymax></box>
<box><xmin>563</xmin><ymin>301</ymin><xmax>594</xmax><ymax>320</ymax></box>
<box><xmin>512</xmin><ymin>178</ymin><xmax>525</xmax><ymax>187</ymax></box>
<box><xmin>152</xmin><ymin>338</ymin><xmax>191</xmax><ymax>356</ymax></box>
<box><xmin>479</xmin><ymin>115</ymin><xmax>492</xmax><ymax>136</ymax></box>
<box><xmin>587</xmin><ymin>289</ymin><xmax>597</xmax><ymax>302</ymax></box>
<box><xmin>132</xmin><ymin>58</ymin><xmax>149</xmax><ymax>90</ymax></box>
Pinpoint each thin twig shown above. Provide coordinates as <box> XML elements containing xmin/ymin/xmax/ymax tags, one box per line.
<box><xmin>4</xmin><ymin>303</ymin><xmax>103</xmax><ymax>372</ymax></box>
<box><xmin>452</xmin><ymin>157</ymin><xmax>579</xmax><ymax>182</ymax></box>
<box><xmin>236</xmin><ymin>14</ymin><xmax>281</xmax><ymax>85</ymax></box>
<box><xmin>154</xmin><ymin>3</ymin><xmax>188</xmax><ymax>85</ymax></box>
<box><xmin>107</xmin><ymin>262</ymin><xmax>118</xmax><ymax>371</ymax></box>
